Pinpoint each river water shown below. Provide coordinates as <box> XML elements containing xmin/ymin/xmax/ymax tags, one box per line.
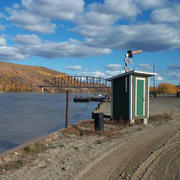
<box><xmin>0</xmin><ymin>93</ymin><xmax>98</xmax><ymax>153</ymax></box>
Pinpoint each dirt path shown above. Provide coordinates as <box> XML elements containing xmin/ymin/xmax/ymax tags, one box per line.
<box><xmin>132</xmin><ymin>127</ymin><xmax>180</xmax><ymax>180</ymax></box>
<box><xmin>76</xmin><ymin>120</ymin><xmax>180</xmax><ymax>180</ymax></box>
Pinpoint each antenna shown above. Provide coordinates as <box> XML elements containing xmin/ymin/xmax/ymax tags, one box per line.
<box><xmin>124</xmin><ymin>50</ymin><xmax>142</xmax><ymax>72</ymax></box>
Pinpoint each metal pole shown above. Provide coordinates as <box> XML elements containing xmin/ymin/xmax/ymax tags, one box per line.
<box><xmin>153</xmin><ymin>65</ymin><xmax>157</xmax><ymax>96</ymax></box>
<box><xmin>65</xmin><ymin>90</ymin><xmax>69</xmax><ymax>128</ymax></box>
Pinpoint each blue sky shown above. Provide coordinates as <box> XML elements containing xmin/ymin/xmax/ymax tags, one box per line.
<box><xmin>0</xmin><ymin>0</ymin><xmax>180</xmax><ymax>85</ymax></box>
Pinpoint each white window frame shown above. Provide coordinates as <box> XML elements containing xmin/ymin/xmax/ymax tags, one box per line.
<box><xmin>135</xmin><ymin>77</ymin><xmax>145</xmax><ymax>116</ymax></box>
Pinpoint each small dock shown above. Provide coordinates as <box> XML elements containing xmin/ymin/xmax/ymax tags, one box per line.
<box><xmin>73</xmin><ymin>94</ymin><xmax>106</xmax><ymax>102</ymax></box>
<box><xmin>92</xmin><ymin>101</ymin><xmax>111</xmax><ymax>118</ymax></box>
<box><xmin>73</xmin><ymin>97</ymin><xmax>90</xmax><ymax>102</ymax></box>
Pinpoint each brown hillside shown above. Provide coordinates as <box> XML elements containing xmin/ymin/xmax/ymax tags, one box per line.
<box><xmin>0</xmin><ymin>62</ymin><xmax>67</xmax><ymax>93</ymax></box>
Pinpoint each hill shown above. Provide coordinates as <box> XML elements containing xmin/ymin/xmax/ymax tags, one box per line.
<box><xmin>0</xmin><ymin>62</ymin><xmax>69</xmax><ymax>93</ymax></box>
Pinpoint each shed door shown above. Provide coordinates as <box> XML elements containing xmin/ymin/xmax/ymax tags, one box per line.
<box><xmin>136</xmin><ymin>78</ymin><xmax>145</xmax><ymax>116</ymax></box>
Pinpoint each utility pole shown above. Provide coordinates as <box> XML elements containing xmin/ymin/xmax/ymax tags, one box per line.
<box><xmin>153</xmin><ymin>65</ymin><xmax>157</xmax><ymax>96</ymax></box>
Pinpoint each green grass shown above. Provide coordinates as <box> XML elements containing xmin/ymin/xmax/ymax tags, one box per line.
<box><xmin>23</xmin><ymin>142</ymin><xmax>47</xmax><ymax>155</ymax></box>
<box><xmin>59</xmin><ymin>144</ymin><xmax>65</xmax><ymax>148</ymax></box>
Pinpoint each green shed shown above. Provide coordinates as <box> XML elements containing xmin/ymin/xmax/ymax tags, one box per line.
<box><xmin>107</xmin><ymin>70</ymin><xmax>156</xmax><ymax>124</ymax></box>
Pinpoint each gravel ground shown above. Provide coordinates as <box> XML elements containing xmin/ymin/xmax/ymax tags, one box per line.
<box><xmin>0</xmin><ymin>96</ymin><xmax>179</xmax><ymax>180</ymax></box>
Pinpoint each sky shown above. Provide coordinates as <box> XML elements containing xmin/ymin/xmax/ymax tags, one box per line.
<box><xmin>0</xmin><ymin>0</ymin><xmax>180</xmax><ymax>85</ymax></box>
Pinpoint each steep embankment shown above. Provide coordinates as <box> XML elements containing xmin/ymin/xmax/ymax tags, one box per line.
<box><xmin>0</xmin><ymin>62</ymin><xmax>67</xmax><ymax>93</ymax></box>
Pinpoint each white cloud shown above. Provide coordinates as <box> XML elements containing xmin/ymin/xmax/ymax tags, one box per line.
<box><xmin>160</xmin><ymin>71</ymin><xmax>180</xmax><ymax>84</ymax></box>
<box><xmin>85</xmin><ymin>23</ymin><xmax>180</xmax><ymax>52</ymax></box>
<box><xmin>135</xmin><ymin>0</ymin><xmax>167</xmax><ymax>9</ymax></box>
<box><xmin>158</xmin><ymin>62</ymin><xmax>180</xmax><ymax>84</ymax></box>
<box><xmin>105</xmin><ymin>70</ymin><xmax>124</xmax><ymax>77</ymax></box>
<box><xmin>104</xmin><ymin>64</ymin><xmax>122</xmax><ymax>70</ymax></box>
<box><xmin>8</xmin><ymin>10</ymin><xmax>56</xmax><ymax>33</ymax></box>
<box><xmin>93</xmin><ymin>71</ymin><xmax>105</xmax><ymax>78</ymax></box>
<box><xmin>15</xmin><ymin>34</ymin><xmax>42</xmax><ymax>45</ymax></box>
<box><xmin>72</xmin><ymin>0</ymin><xmax>140</xmax><ymax>38</ymax></box>
<box><xmin>66</xmin><ymin>65</ymin><xmax>82</xmax><ymax>71</ymax></box>
<box><xmin>157</xmin><ymin>75</ymin><xmax>163</xmax><ymax>81</ymax></box>
<box><xmin>76</xmin><ymin>70</ymin><xmax>105</xmax><ymax>78</ymax></box>
<box><xmin>167</xmin><ymin>62</ymin><xmax>180</xmax><ymax>70</ymax></box>
<box><xmin>77</xmin><ymin>69</ymin><xmax>124</xmax><ymax>78</ymax></box>
<box><xmin>0</xmin><ymin>46</ymin><xmax>27</xmax><ymax>60</ymax></box>
<box><xmin>21</xmin><ymin>0</ymin><xmax>84</xmax><ymax>20</ymax></box>
<box><xmin>136</xmin><ymin>64</ymin><xmax>153</xmax><ymax>71</ymax></box>
<box><xmin>72</xmin><ymin>24</ymin><xmax>111</xmax><ymax>38</ymax></box>
<box><xmin>7</xmin><ymin>0</ymin><xmax>84</xmax><ymax>33</ymax></box>
<box><xmin>0</xmin><ymin>33</ymin><xmax>111</xmax><ymax>61</ymax></box>
<box><xmin>151</xmin><ymin>4</ymin><xmax>180</xmax><ymax>23</ymax></box>
<box><xmin>0</xmin><ymin>37</ymin><xmax>6</xmax><ymax>46</ymax></box>
<box><xmin>89</xmin><ymin>0</ymin><xmax>140</xmax><ymax>18</ymax></box>
<box><xmin>20</xmin><ymin>41</ymin><xmax>111</xmax><ymax>58</ymax></box>
<box><xmin>76</xmin><ymin>11</ymin><xmax>117</xmax><ymax>26</ymax></box>
<box><xmin>15</xmin><ymin>35</ymin><xmax>111</xmax><ymax>59</ymax></box>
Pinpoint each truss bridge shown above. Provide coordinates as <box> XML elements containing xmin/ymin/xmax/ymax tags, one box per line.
<box><xmin>40</xmin><ymin>76</ymin><xmax>111</xmax><ymax>89</ymax></box>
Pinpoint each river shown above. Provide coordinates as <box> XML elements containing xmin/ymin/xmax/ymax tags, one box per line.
<box><xmin>0</xmin><ymin>93</ymin><xmax>99</xmax><ymax>153</ymax></box>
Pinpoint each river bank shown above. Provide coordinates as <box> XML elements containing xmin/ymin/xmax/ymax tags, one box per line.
<box><xmin>0</xmin><ymin>96</ymin><xmax>179</xmax><ymax>180</ymax></box>
<box><xmin>0</xmin><ymin>93</ymin><xmax>99</xmax><ymax>153</ymax></box>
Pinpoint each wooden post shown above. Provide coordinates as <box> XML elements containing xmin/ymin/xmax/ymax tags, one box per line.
<box><xmin>65</xmin><ymin>90</ymin><xmax>69</xmax><ymax>128</ymax></box>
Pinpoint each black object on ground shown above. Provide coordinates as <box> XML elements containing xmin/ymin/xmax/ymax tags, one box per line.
<box><xmin>92</xmin><ymin>112</ymin><xmax>104</xmax><ymax>131</ymax></box>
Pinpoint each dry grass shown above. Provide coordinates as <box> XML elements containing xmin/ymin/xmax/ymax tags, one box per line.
<box><xmin>149</xmin><ymin>112</ymin><xmax>175</xmax><ymax>122</ymax></box>
<box><xmin>0</xmin><ymin>142</ymin><xmax>48</xmax><ymax>173</ymax></box>
<box><xmin>0</xmin><ymin>160</ymin><xmax>25</xmax><ymax>173</ymax></box>
<box><xmin>62</xmin><ymin>119</ymin><xmax>128</xmax><ymax>140</ymax></box>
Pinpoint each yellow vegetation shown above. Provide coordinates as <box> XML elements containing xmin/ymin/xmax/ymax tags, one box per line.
<box><xmin>157</xmin><ymin>83</ymin><xmax>177</xmax><ymax>94</ymax></box>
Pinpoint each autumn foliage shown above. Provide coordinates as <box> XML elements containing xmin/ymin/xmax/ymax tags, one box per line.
<box><xmin>0</xmin><ymin>62</ymin><xmax>67</xmax><ymax>93</ymax></box>
<box><xmin>149</xmin><ymin>86</ymin><xmax>157</xmax><ymax>92</ymax></box>
<box><xmin>157</xmin><ymin>83</ymin><xmax>177</xmax><ymax>95</ymax></box>
<box><xmin>0</xmin><ymin>62</ymin><xmax>108</xmax><ymax>93</ymax></box>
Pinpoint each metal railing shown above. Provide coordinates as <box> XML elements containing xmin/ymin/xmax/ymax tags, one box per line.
<box><xmin>40</xmin><ymin>76</ymin><xmax>111</xmax><ymax>89</ymax></box>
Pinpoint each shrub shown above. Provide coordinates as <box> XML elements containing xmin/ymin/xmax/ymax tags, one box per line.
<box><xmin>157</xmin><ymin>83</ymin><xmax>177</xmax><ymax>94</ymax></box>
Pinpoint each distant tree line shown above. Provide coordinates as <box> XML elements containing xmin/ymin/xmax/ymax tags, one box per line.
<box><xmin>150</xmin><ymin>83</ymin><xmax>177</xmax><ymax>95</ymax></box>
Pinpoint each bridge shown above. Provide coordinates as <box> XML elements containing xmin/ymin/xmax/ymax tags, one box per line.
<box><xmin>40</xmin><ymin>76</ymin><xmax>111</xmax><ymax>89</ymax></box>
<box><xmin>39</xmin><ymin>76</ymin><xmax>111</xmax><ymax>128</ymax></box>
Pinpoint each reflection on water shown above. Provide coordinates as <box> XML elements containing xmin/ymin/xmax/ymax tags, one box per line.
<box><xmin>0</xmin><ymin>93</ymin><xmax>98</xmax><ymax>153</ymax></box>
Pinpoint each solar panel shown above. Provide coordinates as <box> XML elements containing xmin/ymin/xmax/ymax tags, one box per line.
<box><xmin>124</xmin><ymin>66</ymin><xmax>132</xmax><ymax>72</ymax></box>
<box><xmin>124</xmin><ymin>58</ymin><xmax>133</xmax><ymax>64</ymax></box>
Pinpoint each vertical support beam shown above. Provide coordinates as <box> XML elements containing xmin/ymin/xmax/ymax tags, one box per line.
<box><xmin>61</xmin><ymin>77</ymin><xmax>63</xmax><ymax>87</ymax></box>
<box><xmin>111</xmin><ymin>81</ymin><xmax>113</xmax><ymax>119</ymax></box>
<box><xmin>129</xmin><ymin>75</ymin><xmax>133</xmax><ymax>123</ymax></box>
<box><xmin>143</xmin><ymin>118</ymin><xmax>148</xmax><ymax>124</ymax></box>
<box><xmin>147</xmin><ymin>77</ymin><xmax>149</xmax><ymax>119</ymax></box>
<box><xmin>74</xmin><ymin>77</ymin><xmax>76</xmax><ymax>87</ymax></box>
<box><xmin>65</xmin><ymin>90</ymin><xmax>69</xmax><ymax>128</ymax></box>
